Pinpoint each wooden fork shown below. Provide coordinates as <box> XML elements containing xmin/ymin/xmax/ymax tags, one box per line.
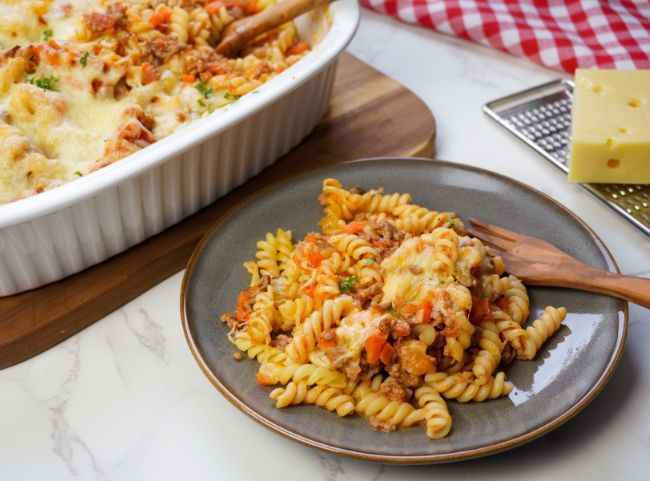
<box><xmin>465</xmin><ymin>218</ymin><xmax>650</xmax><ymax>309</ymax></box>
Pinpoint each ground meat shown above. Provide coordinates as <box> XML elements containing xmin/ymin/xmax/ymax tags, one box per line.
<box><xmin>368</xmin><ymin>416</ymin><xmax>397</xmax><ymax>432</ymax></box>
<box><xmin>84</xmin><ymin>4</ymin><xmax>127</xmax><ymax>35</ymax></box>
<box><xmin>184</xmin><ymin>46</ymin><xmax>228</xmax><ymax>75</ymax></box>
<box><xmin>270</xmin><ymin>334</ymin><xmax>291</xmax><ymax>351</ymax></box>
<box><xmin>390</xmin><ymin>318</ymin><xmax>411</xmax><ymax>338</ymax></box>
<box><xmin>386</xmin><ymin>362</ymin><xmax>421</xmax><ymax>388</ymax></box>
<box><xmin>220</xmin><ymin>312</ymin><xmax>239</xmax><ymax>331</ymax></box>
<box><xmin>141</xmin><ymin>35</ymin><xmax>186</xmax><ymax>65</ymax></box>
<box><xmin>380</xmin><ymin>377</ymin><xmax>408</xmax><ymax>402</ymax></box>
<box><xmin>501</xmin><ymin>342</ymin><xmax>516</xmax><ymax>367</ymax></box>
<box><xmin>408</xmin><ymin>265</ymin><xmax>423</xmax><ymax>275</ymax></box>
<box><xmin>342</xmin><ymin>358</ymin><xmax>361</xmax><ymax>382</ymax></box>
<box><xmin>232</xmin><ymin>352</ymin><xmax>243</xmax><ymax>361</ymax></box>
<box><xmin>357</xmin><ymin>283</ymin><xmax>383</xmax><ymax>309</ymax></box>
<box><xmin>325</xmin><ymin>346</ymin><xmax>347</xmax><ymax>366</ymax></box>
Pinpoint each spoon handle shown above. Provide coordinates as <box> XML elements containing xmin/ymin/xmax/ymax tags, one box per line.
<box><xmin>217</xmin><ymin>0</ymin><xmax>332</xmax><ymax>57</ymax></box>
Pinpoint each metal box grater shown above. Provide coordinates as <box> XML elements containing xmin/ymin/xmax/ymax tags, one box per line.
<box><xmin>483</xmin><ymin>79</ymin><xmax>650</xmax><ymax>238</ymax></box>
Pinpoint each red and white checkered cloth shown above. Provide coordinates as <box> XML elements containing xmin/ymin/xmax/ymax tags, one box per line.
<box><xmin>360</xmin><ymin>0</ymin><xmax>650</xmax><ymax>73</ymax></box>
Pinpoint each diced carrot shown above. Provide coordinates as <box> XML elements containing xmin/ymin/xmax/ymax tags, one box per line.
<box><xmin>276</xmin><ymin>65</ymin><xmax>287</xmax><ymax>73</ymax></box>
<box><xmin>379</xmin><ymin>342</ymin><xmax>394</xmax><ymax>364</ymax></box>
<box><xmin>235</xmin><ymin>291</ymin><xmax>252</xmax><ymax>321</ymax></box>
<box><xmin>141</xmin><ymin>62</ymin><xmax>159</xmax><ymax>85</ymax></box>
<box><xmin>469</xmin><ymin>298</ymin><xmax>490</xmax><ymax>325</ymax></box>
<box><xmin>300</xmin><ymin>282</ymin><xmax>316</xmax><ymax>298</ymax></box>
<box><xmin>317</xmin><ymin>330</ymin><xmax>337</xmax><ymax>350</ymax></box>
<box><xmin>256</xmin><ymin>371</ymin><xmax>274</xmax><ymax>385</ymax></box>
<box><xmin>440</xmin><ymin>324</ymin><xmax>460</xmax><ymax>338</ymax></box>
<box><xmin>237</xmin><ymin>291</ymin><xmax>251</xmax><ymax>310</ymax></box>
<box><xmin>287</xmin><ymin>41</ymin><xmax>309</xmax><ymax>56</ymax></box>
<box><xmin>421</xmin><ymin>299</ymin><xmax>432</xmax><ymax>323</ymax></box>
<box><xmin>343</xmin><ymin>221</ymin><xmax>366</xmax><ymax>234</ymax></box>
<box><xmin>402</xmin><ymin>304</ymin><xmax>419</xmax><ymax>315</ymax></box>
<box><xmin>149</xmin><ymin>7</ymin><xmax>171</xmax><ymax>27</ymax></box>
<box><xmin>46</xmin><ymin>51</ymin><xmax>60</xmax><ymax>66</ymax></box>
<box><xmin>496</xmin><ymin>296</ymin><xmax>508</xmax><ymax>311</ymax></box>
<box><xmin>394</xmin><ymin>324</ymin><xmax>410</xmax><ymax>337</ymax></box>
<box><xmin>313</xmin><ymin>293</ymin><xmax>325</xmax><ymax>310</ymax></box>
<box><xmin>205</xmin><ymin>1</ymin><xmax>223</xmax><ymax>14</ymax></box>
<box><xmin>181</xmin><ymin>73</ymin><xmax>196</xmax><ymax>83</ymax></box>
<box><xmin>365</xmin><ymin>332</ymin><xmax>388</xmax><ymax>365</ymax></box>
<box><xmin>307</xmin><ymin>249</ymin><xmax>322</xmax><ymax>268</ymax></box>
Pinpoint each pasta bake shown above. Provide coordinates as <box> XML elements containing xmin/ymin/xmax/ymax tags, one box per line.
<box><xmin>0</xmin><ymin>0</ymin><xmax>311</xmax><ymax>203</ymax></box>
<box><xmin>221</xmin><ymin>179</ymin><xmax>567</xmax><ymax>440</ymax></box>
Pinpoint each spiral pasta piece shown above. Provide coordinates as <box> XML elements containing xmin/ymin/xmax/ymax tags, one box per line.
<box><xmin>426</xmin><ymin>372</ymin><xmax>513</xmax><ymax>402</ymax></box>
<box><xmin>391</xmin><ymin>204</ymin><xmax>457</xmax><ymax>235</ymax></box>
<box><xmin>233</xmin><ymin>332</ymin><xmax>287</xmax><ymax>364</ymax></box>
<box><xmin>355</xmin><ymin>392</ymin><xmax>423</xmax><ymax>430</ymax></box>
<box><xmin>518</xmin><ymin>306</ymin><xmax>567</xmax><ymax>360</ymax></box>
<box><xmin>501</xmin><ymin>276</ymin><xmax>530</xmax><ymax>324</ymax></box>
<box><xmin>255</xmin><ymin>232</ymin><xmax>282</xmax><ymax>278</ymax></box>
<box><xmin>414</xmin><ymin>386</ymin><xmax>452</xmax><ymax>439</ymax></box>
<box><xmin>286</xmin><ymin>296</ymin><xmax>357</xmax><ymax>363</ymax></box>
<box><xmin>278</xmin><ymin>295</ymin><xmax>314</xmax><ymax>327</ymax></box>
<box><xmin>358</xmin><ymin>189</ymin><xmax>412</xmax><ymax>215</ymax></box>
<box><xmin>328</xmin><ymin>233</ymin><xmax>378</xmax><ymax>261</ymax></box>
<box><xmin>258</xmin><ymin>362</ymin><xmax>347</xmax><ymax>389</ymax></box>
<box><xmin>472</xmin><ymin>321</ymin><xmax>504</xmax><ymax>385</ymax></box>
<box><xmin>493</xmin><ymin>307</ymin><xmax>528</xmax><ymax>351</ymax></box>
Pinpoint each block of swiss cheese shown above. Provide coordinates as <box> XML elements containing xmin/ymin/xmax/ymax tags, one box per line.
<box><xmin>569</xmin><ymin>69</ymin><xmax>650</xmax><ymax>184</ymax></box>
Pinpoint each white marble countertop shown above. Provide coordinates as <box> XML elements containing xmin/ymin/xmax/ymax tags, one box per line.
<box><xmin>2</xmin><ymin>9</ymin><xmax>649</xmax><ymax>481</ymax></box>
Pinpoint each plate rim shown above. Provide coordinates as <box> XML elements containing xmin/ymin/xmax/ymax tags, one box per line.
<box><xmin>180</xmin><ymin>157</ymin><xmax>628</xmax><ymax>464</ymax></box>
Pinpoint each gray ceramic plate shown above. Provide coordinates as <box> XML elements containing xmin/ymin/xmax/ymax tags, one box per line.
<box><xmin>181</xmin><ymin>158</ymin><xmax>627</xmax><ymax>463</ymax></box>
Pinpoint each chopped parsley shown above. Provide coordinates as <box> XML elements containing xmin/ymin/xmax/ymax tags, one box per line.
<box><xmin>74</xmin><ymin>171</ymin><xmax>83</xmax><ymax>177</ymax></box>
<box><xmin>79</xmin><ymin>52</ymin><xmax>90</xmax><ymax>68</ymax></box>
<box><xmin>197</xmin><ymin>98</ymin><xmax>206</xmax><ymax>107</ymax></box>
<box><xmin>363</xmin><ymin>257</ymin><xmax>375</xmax><ymax>266</ymax></box>
<box><xmin>451</xmin><ymin>272</ymin><xmax>458</xmax><ymax>281</ymax></box>
<box><xmin>339</xmin><ymin>276</ymin><xmax>356</xmax><ymax>292</ymax></box>
<box><xmin>224</xmin><ymin>92</ymin><xmax>231</xmax><ymax>99</ymax></box>
<box><xmin>387</xmin><ymin>304</ymin><xmax>400</xmax><ymax>316</ymax></box>
<box><xmin>26</xmin><ymin>75</ymin><xmax>57</xmax><ymax>91</ymax></box>
<box><xmin>195</xmin><ymin>80</ymin><xmax>213</xmax><ymax>99</ymax></box>
<box><xmin>448</xmin><ymin>219</ymin><xmax>456</xmax><ymax>227</ymax></box>
<box><xmin>252</xmin><ymin>90</ymin><xmax>260</xmax><ymax>94</ymax></box>
<box><xmin>43</xmin><ymin>29</ymin><xmax>53</xmax><ymax>41</ymax></box>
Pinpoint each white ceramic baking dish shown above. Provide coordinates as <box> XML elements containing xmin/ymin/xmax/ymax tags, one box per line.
<box><xmin>0</xmin><ymin>0</ymin><xmax>359</xmax><ymax>296</ymax></box>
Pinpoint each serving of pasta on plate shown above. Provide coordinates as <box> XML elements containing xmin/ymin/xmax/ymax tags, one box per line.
<box><xmin>0</xmin><ymin>0</ymin><xmax>310</xmax><ymax>203</ymax></box>
<box><xmin>221</xmin><ymin>178</ymin><xmax>567</xmax><ymax>440</ymax></box>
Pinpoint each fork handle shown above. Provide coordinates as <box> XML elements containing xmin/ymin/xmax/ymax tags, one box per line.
<box><xmin>549</xmin><ymin>266</ymin><xmax>650</xmax><ymax>309</ymax></box>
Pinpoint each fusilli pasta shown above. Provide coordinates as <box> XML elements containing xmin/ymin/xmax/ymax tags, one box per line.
<box><xmin>220</xmin><ymin>179</ymin><xmax>568</xmax><ymax>440</ymax></box>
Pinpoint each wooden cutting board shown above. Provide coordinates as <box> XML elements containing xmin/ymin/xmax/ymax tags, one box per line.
<box><xmin>0</xmin><ymin>53</ymin><xmax>436</xmax><ymax>370</ymax></box>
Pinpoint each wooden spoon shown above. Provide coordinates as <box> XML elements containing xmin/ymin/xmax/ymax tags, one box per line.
<box><xmin>216</xmin><ymin>0</ymin><xmax>332</xmax><ymax>58</ymax></box>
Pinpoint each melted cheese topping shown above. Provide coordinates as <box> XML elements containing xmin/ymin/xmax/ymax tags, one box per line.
<box><xmin>335</xmin><ymin>310</ymin><xmax>384</xmax><ymax>360</ymax></box>
<box><xmin>0</xmin><ymin>0</ymin><xmax>310</xmax><ymax>203</ymax></box>
<box><xmin>380</xmin><ymin>236</ymin><xmax>444</xmax><ymax>305</ymax></box>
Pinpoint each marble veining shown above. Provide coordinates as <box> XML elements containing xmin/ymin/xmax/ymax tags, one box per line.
<box><xmin>1</xmin><ymin>8</ymin><xmax>649</xmax><ymax>481</ymax></box>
